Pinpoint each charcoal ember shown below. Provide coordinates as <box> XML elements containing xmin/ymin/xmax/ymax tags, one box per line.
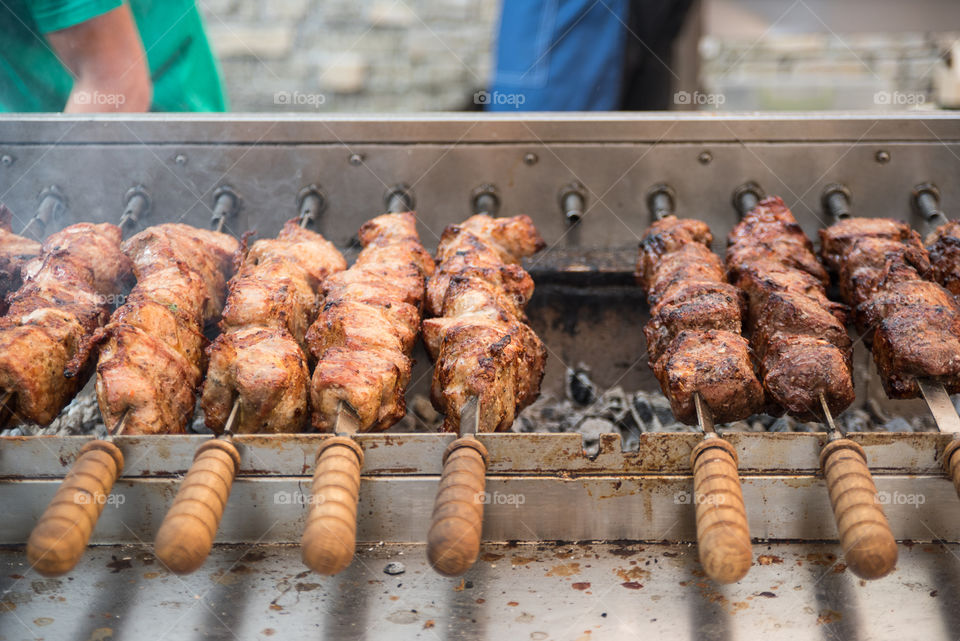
<box><xmin>881</xmin><ymin>417</ymin><xmax>913</xmax><ymax>433</ymax></box>
<box><xmin>795</xmin><ymin>422</ymin><xmax>818</xmax><ymax>433</ymax></box>
<box><xmin>650</xmin><ymin>395</ymin><xmax>675</xmax><ymax>427</ymax></box>
<box><xmin>578</xmin><ymin>417</ymin><xmax>616</xmax><ymax>456</ymax></box>
<box><xmin>768</xmin><ymin>416</ymin><xmax>795</xmax><ymax>432</ymax></box>
<box><xmin>621</xmin><ymin>431</ymin><xmax>641</xmax><ymax>452</ymax></box>
<box><xmin>839</xmin><ymin>408</ymin><xmax>871</xmax><ymax>434</ymax></box>
<box><xmin>383</xmin><ymin>562</ymin><xmax>406</xmax><ymax>576</ymax></box>
<box><xmin>755</xmin><ymin>414</ymin><xmax>777</xmax><ymax>428</ymax></box>
<box><xmin>567</xmin><ymin>365</ymin><xmax>597</xmax><ymax>406</ymax></box>
<box><xmin>596</xmin><ymin>387</ymin><xmax>629</xmax><ymax>424</ymax></box>
<box><xmin>721</xmin><ymin>421</ymin><xmax>752</xmax><ymax>432</ymax></box>
<box><xmin>750</xmin><ymin>421</ymin><xmax>768</xmax><ymax>432</ymax></box>
<box><xmin>631</xmin><ymin>393</ymin><xmax>654</xmax><ymax>426</ymax></box>
<box><xmin>909</xmin><ymin>415</ymin><xmax>936</xmax><ymax>432</ymax></box>
<box><xmin>515</xmin><ymin>394</ymin><xmax>569</xmax><ymax>433</ymax></box>
<box><xmin>657</xmin><ymin>421</ymin><xmax>690</xmax><ymax>433</ymax></box>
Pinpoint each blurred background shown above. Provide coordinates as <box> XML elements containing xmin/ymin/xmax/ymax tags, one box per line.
<box><xmin>203</xmin><ymin>0</ymin><xmax>960</xmax><ymax>112</ymax></box>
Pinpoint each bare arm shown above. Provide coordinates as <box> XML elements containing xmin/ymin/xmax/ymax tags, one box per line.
<box><xmin>45</xmin><ymin>4</ymin><xmax>151</xmax><ymax>112</ymax></box>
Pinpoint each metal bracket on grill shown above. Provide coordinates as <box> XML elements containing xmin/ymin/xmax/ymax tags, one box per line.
<box><xmin>384</xmin><ymin>184</ymin><xmax>415</xmax><ymax>213</ymax></box>
<box><xmin>731</xmin><ymin>181</ymin><xmax>765</xmax><ymax>216</ymax></box>
<box><xmin>296</xmin><ymin>185</ymin><xmax>326</xmax><ymax>227</ymax></box>
<box><xmin>471</xmin><ymin>184</ymin><xmax>500</xmax><ymax>216</ymax></box>
<box><xmin>646</xmin><ymin>183</ymin><xmax>675</xmax><ymax>221</ymax></box>
<box><xmin>558</xmin><ymin>182</ymin><xmax>586</xmax><ymax>225</ymax></box>
<box><xmin>821</xmin><ymin>183</ymin><xmax>852</xmax><ymax>220</ymax></box>
<box><xmin>21</xmin><ymin>185</ymin><xmax>66</xmax><ymax>238</ymax></box>
<box><xmin>912</xmin><ymin>182</ymin><xmax>948</xmax><ymax>229</ymax></box>
<box><xmin>211</xmin><ymin>185</ymin><xmax>241</xmax><ymax>233</ymax></box>
<box><xmin>119</xmin><ymin>185</ymin><xmax>150</xmax><ymax>234</ymax></box>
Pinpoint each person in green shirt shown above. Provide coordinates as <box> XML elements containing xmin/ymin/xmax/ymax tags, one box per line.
<box><xmin>0</xmin><ymin>0</ymin><xmax>227</xmax><ymax>112</ymax></box>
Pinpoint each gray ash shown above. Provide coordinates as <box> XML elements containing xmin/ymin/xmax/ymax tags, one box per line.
<box><xmin>1</xmin><ymin>365</ymin><xmax>946</xmax><ymax>446</ymax></box>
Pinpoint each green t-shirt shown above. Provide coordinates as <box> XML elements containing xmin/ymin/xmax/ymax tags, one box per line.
<box><xmin>0</xmin><ymin>0</ymin><xmax>227</xmax><ymax>111</ymax></box>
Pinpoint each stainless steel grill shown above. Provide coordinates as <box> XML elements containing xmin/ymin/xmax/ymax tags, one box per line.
<box><xmin>1</xmin><ymin>113</ymin><xmax>959</xmax><ymax>640</ymax></box>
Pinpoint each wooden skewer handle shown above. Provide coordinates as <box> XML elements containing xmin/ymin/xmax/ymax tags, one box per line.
<box><xmin>820</xmin><ymin>439</ymin><xmax>898</xmax><ymax>580</ymax></box>
<box><xmin>942</xmin><ymin>439</ymin><xmax>960</xmax><ymax>499</ymax></box>
<box><xmin>301</xmin><ymin>437</ymin><xmax>364</xmax><ymax>575</ymax></box>
<box><xmin>155</xmin><ymin>439</ymin><xmax>240</xmax><ymax>574</ymax></box>
<box><xmin>27</xmin><ymin>440</ymin><xmax>124</xmax><ymax>577</ymax></box>
<box><xmin>690</xmin><ymin>438</ymin><xmax>752</xmax><ymax>584</ymax></box>
<box><xmin>427</xmin><ymin>436</ymin><xmax>488</xmax><ymax>577</ymax></box>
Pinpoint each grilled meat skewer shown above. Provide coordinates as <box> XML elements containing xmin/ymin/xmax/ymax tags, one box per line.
<box><xmin>637</xmin><ymin>216</ymin><xmax>765</xmax><ymax>424</ymax></box>
<box><xmin>422</xmin><ymin>214</ymin><xmax>547</xmax><ymax>434</ymax></box>
<box><xmin>821</xmin><ymin>217</ymin><xmax>960</xmax><ymax>398</ymax></box>
<box><xmin>307</xmin><ymin>212</ymin><xmax>434</xmax><ymax>432</ymax></box>
<box><xmin>202</xmin><ymin>218</ymin><xmax>346</xmax><ymax>434</ymax></box>
<box><xmin>158</xmin><ymin>216</ymin><xmax>344</xmax><ymax>575</ymax></box>
<box><xmin>89</xmin><ymin>224</ymin><xmax>238</xmax><ymax>435</ymax></box>
<box><xmin>0</xmin><ymin>223</ymin><xmax>131</xmax><ymax>426</ymax></box>
<box><xmin>423</xmin><ymin>213</ymin><xmax>546</xmax><ymax>577</ymax></box>
<box><xmin>638</xmin><ymin>208</ymin><xmax>759</xmax><ymax>584</ymax></box>
<box><xmin>302</xmin><ymin>211</ymin><xmax>434</xmax><ymax>576</ymax></box>
<box><xmin>726</xmin><ymin>196</ymin><xmax>855</xmax><ymax>419</ymax></box>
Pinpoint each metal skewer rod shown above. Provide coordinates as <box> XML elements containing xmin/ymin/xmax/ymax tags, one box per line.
<box><xmin>154</xmin><ymin>397</ymin><xmax>242</xmax><ymax>574</ymax></box>
<box><xmin>301</xmin><ymin>400</ymin><xmax>365</xmax><ymax>575</ymax></box>
<box><xmin>647</xmin><ymin>186</ymin><xmax>752</xmax><ymax>583</ymax></box>
<box><xmin>427</xmin><ymin>395</ymin><xmax>489</xmax><ymax>576</ymax></box>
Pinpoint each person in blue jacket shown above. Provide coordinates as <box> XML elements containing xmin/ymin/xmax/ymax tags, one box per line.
<box><xmin>485</xmin><ymin>0</ymin><xmax>694</xmax><ymax>111</ymax></box>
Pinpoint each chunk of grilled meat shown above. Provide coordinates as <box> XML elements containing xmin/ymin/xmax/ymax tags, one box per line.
<box><xmin>926</xmin><ymin>220</ymin><xmax>960</xmax><ymax>296</ymax></box>
<box><xmin>423</xmin><ymin>215</ymin><xmax>546</xmax><ymax>432</ymax></box>
<box><xmin>94</xmin><ymin>225</ymin><xmax>238</xmax><ymax>434</ymax></box>
<box><xmin>0</xmin><ymin>204</ymin><xmax>41</xmax><ymax>315</ymax></box>
<box><xmin>637</xmin><ymin>216</ymin><xmax>764</xmax><ymax>424</ymax></box>
<box><xmin>202</xmin><ymin>219</ymin><xmax>346</xmax><ymax>434</ymax></box>
<box><xmin>307</xmin><ymin>213</ymin><xmax>433</xmax><ymax>432</ymax></box>
<box><xmin>0</xmin><ymin>223</ymin><xmax>131</xmax><ymax>425</ymax></box>
<box><xmin>821</xmin><ymin>217</ymin><xmax>960</xmax><ymax>398</ymax></box>
<box><xmin>727</xmin><ymin>197</ymin><xmax>854</xmax><ymax>419</ymax></box>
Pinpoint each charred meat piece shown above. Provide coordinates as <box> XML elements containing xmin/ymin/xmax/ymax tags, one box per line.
<box><xmin>926</xmin><ymin>220</ymin><xmax>960</xmax><ymax>296</ymax></box>
<box><xmin>644</xmin><ymin>281</ymin><xmax>745</xmax><ymax>365</ymax></box>
<box><xmin>652</xmin><ymin>329</ymin><xmax>765</xmax><ymax>425</ymax></box>
<box><xmin>423</xmin><ymin>214</ymin><xmax>546</xmax><ymax>432</ymax></box>
<box><xmin>726</xmin><ymin>197</ymin><xmax>855</xmax><ymax>420</ymax></box>
<box><xmin>873</xmin><ymin>306</ymin><xmax>960</xmax><ymax>397</ymax></box>
<box><xmin>307</xmin><ymin>212</ymin><xmax>433</xmax><ymax>432</ymax></box>
<box><xmin>95</xmin><ymin>224</ymin><xmax>238</xmax><ymax>434</ymax></box>
<box><xmin>854</xmin><ymin>280</ymin><xmax>958</xmax><ymax>341</ymax></box>
<box><xmin>821</xmin><ymin>216</ymin><xmax>960</xmax><ymax>399</ymax></box>
<box><xmin>203</xmin><ymin>218</ymin><xmax>346</xmax><ymax>434</ymax></box>
<box><xmin>637</xmin><ymin>215</ymin><xmax>764</xmax><ymax>424</ymax></box>
<box><xmin>0</xmin><ymin>223</ymin><xmax>131</xmax><ymax>425</ymax></box>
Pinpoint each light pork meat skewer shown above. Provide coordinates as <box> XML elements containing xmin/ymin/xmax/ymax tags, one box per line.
<box><xmin>87</xmin><ymin>224</ymin><xmax>238</xmax><ymax>434</ymax></box>
<box><xmin>202</xmin><ymin>218</ymin><xmax>346</xmax><ymax>433</ymax></box>
<box><xmin>0</xmin><ymin>222</ymin><xmax>131</xmax><ymax>426</ymax></box>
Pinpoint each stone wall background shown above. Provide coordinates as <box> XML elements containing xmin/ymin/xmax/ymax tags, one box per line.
<box><xmin>199</xmin><ymin>0</ymin><xmax>958</xmax><ymax>112</ymax></box>
<box><xmin>201</xmin><ymin>0</ymin><xmax>499</xmax><ymax>112</ymax></box>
